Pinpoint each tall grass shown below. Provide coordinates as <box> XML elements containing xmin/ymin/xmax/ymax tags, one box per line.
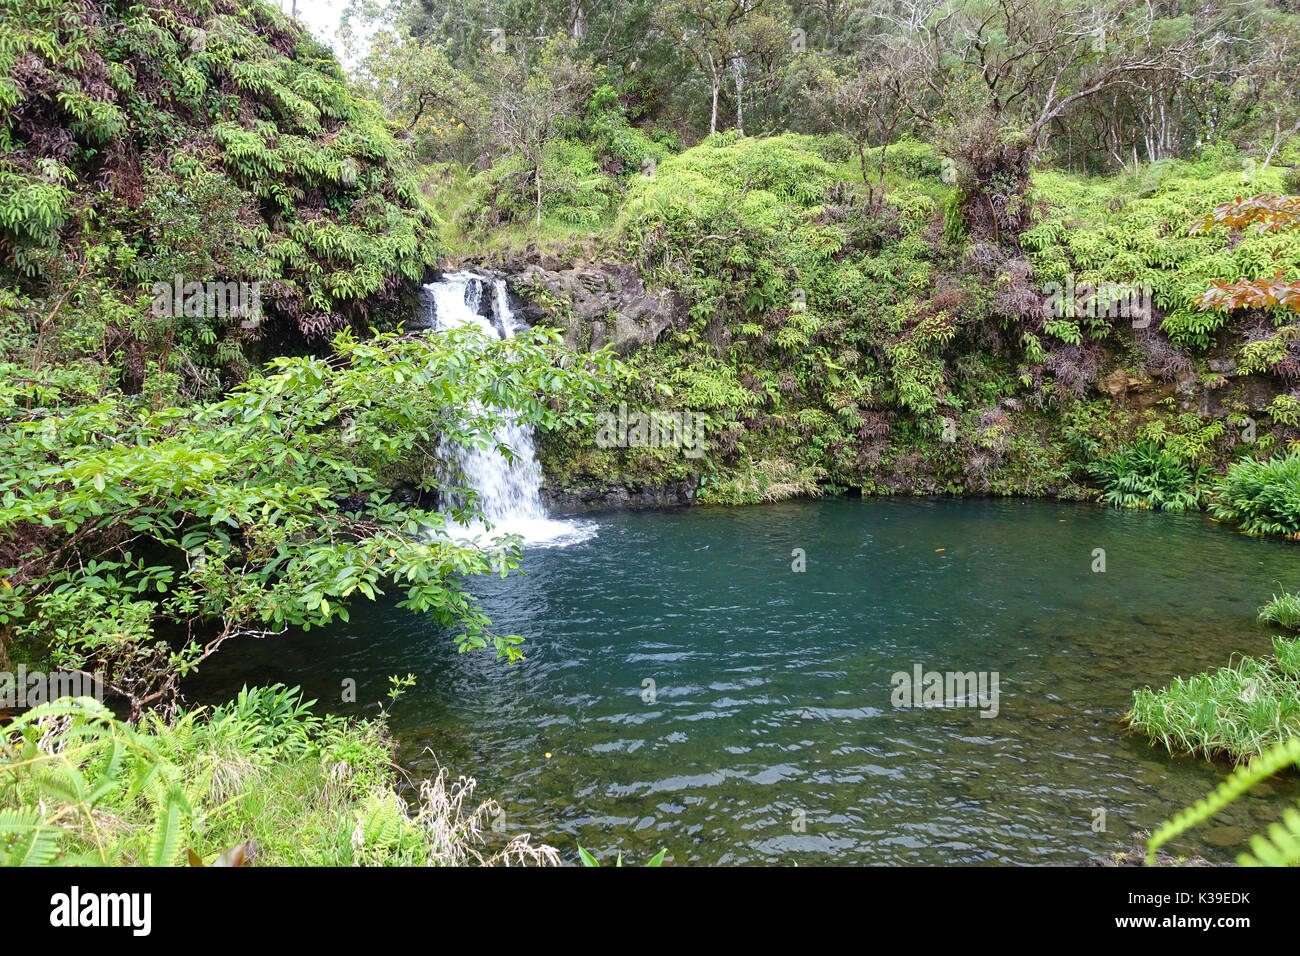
<box><xmin>1259</xmin><ymin>588</ymin><xmax>1300</xmax><ymax>632</ymax></box>
<box><xmin>1128</xmin><ymin>638</ymin><xmax>1300</xmax><ymax>761</ymax></box>
<box><xmin>1210</xmin><ymin>451</ymin><xmax>1300</xmax><ymax>537</ymax></box>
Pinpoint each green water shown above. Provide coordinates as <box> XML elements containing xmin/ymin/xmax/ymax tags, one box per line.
<box><xmin>188</xmin><ymin>497</ymin><xmax>1300</xmax><ymax>865</ymax></box>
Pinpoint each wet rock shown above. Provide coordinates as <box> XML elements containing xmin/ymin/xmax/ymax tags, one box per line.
<box><xmin>541</xmin><ymin>474</ymin><xmax>700</xmax><ymax>514</ymax></box>
<box><xmin>1100</xmin><ymin>368</ymin><xmax>1175</xmax><ymax>410</ymax></box>
<box><xmin>501</xmin><ymin>260</ymin><xmax>681</xmax><ymax>355</ymax></box>
<box><xmin>1205</xmin><ymin>825</ymin><xmax>1248</xmax><ymax>848</ymax></box>
<box><xmin>1085</xmin><ymin>849</ymin><xmax>1227</xmax><ymax>867</ymax></box>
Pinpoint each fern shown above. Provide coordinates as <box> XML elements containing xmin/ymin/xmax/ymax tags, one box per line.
<box><xmin>1240</xmin><ymin>806</ymin><xmax>1300</xmax><ymax>866</ymax></box>
<box><xmin>146</xmin><ymin>787</ymin><xmax>187</xmax><ymax>867</ymax></box>
<box><xmin>0</xmin><ymin>808</ymin><xmax>60</xmax><ymax>867</ymax></box>
<box><xmin>1147</xmin><ymin>737</ymin><xmax>1300</xmax><ymax>864</ymax></box>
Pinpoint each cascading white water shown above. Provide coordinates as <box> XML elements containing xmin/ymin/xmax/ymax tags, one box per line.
<box><xmin>425</xmin><ymin>271</ymin><xmax>593</xmax><ymax>548</ymax></box>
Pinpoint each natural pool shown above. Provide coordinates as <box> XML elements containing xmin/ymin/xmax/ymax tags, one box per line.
<box><xmin>187</xmin><ymin>496</ymin><xmax>1300</xmax><ymax>865</ymax></box>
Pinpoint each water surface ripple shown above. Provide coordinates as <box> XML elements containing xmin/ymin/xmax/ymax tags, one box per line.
<box><xmin>188</xmin><ymin>497</ymin><xmax>1300</xmax><ymax>865</ymax></box>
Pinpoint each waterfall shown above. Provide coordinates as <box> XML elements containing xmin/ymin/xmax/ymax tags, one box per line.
<box><xmin>423</xmin><ymin>271</ymin><xmax>593</xmax><ymax>548</ymax></box>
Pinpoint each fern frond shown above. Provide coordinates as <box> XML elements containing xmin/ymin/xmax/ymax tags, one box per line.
<box><xmin>146</xmin><ymin>787</ymin><xmax>186</xmax><ymax>867</ymax></box>
<box><xmin>1239</xmin><ymin>806</ymin><xmax>1300</xmax><ymax>866</ymax></box>
<box><xmin>0</xmin><ymin>809</ymin><xmax>60</xmax><ymax>867</ymax></box>
<box><xmin>1147</xmin><ymin>736</ymin><xmax>1300</xmax><ymax>863</ymax></box>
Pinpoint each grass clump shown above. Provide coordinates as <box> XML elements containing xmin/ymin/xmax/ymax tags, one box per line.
<box><xmin>1259</xmin><ymin>588</ymin><xmax>1300</xmax><ymax>633</ymax></box>
<box><xmin>1128</xmin><ymin>638</ymin><xmax>1300</xmax><ymax>762</ymax></box>
<box><xmin>1210</xmin><ymin>451</ymin><xmax>1300</xmax><ymax>537</ymax></box>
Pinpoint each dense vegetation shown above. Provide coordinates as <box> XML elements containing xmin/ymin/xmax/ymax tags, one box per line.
<box><xmin>533</xmin><ymin>137</ymin><xmax>1300</xmax><ymax>510</ymax></box>
<box><xmin>0</xmin><ymin>1</ymin><xmax>617</xmax><ymax>866</ymax></box>
<box><xmin>0</xmin><ymin>684</ymin><xmax>557</xmax><ymax>865</ymax></box>
<box><xmin>3</xmin><ymin>0</ymin><xmax>1300</xmax><ymax>866</ymax></box>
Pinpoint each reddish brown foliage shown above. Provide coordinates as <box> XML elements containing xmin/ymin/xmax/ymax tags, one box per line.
<box><xmin>1194</xmin><ymin>194</ymin><xmax>1300</xmax><ymax>314</ymax></box>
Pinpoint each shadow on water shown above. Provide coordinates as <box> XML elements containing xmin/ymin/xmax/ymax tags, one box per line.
<box><xmin>184</xmin><ymin>496</ymin><xmax>1300</xmax><ymax>865</ymax></box>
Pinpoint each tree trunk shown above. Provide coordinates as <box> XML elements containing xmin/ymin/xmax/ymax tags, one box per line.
<box><xmin>535</xmin><ymin>164</ymin><xmax>543</xmax><ymax>229</ymax></box>
<box><xmin>708</xmin><ymin>56</ymin><xmax>720</xmax><ymax>135</ymax></box>
<box><xmin>734</xmin><ymin>62</ymin><xmax>744</xmax><ymax>135</ymax></box>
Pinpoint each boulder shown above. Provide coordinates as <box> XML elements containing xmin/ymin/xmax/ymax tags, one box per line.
<box><xmin>504</xmin><ymin>260</ymin><xmax>679</xmax><ymax>355</ymax></box>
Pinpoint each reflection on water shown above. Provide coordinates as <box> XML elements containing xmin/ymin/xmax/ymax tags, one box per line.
<box><xmin>186</xmin><ymin>497</ymin><xmax>1300</xmax><ymax>865</ymax></box>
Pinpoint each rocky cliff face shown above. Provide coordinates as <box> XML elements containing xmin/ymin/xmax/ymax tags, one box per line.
<box><xmin>540</xmin><ymin>474</ymin><xmax>700</xmax><ymax>513</ymax></box>
<box><xmin>443</xmin><ymin>254</ymin><xmax>684</xmax><ymax>355</ymax></box>
<box><xmin>1101</xmin><ymin>348</ymin><xmax>1288</xmax><ymax>419</ymax></box>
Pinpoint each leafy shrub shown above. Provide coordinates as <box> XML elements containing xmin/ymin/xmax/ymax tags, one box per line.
<box><xmin>583</xmin><ymin>85</ymin><xmax>676</xmax><ymax>176</ymax></box>
<box><xmin>0</xmin><ymin>327</ymin><xmax>621</xmax><ymax>711</ymax></box>
<box><xmin>1284</xmin><ymin>166</ymin><xmax>1300</xmax><ymax>197</ymax></box>
<box><xmin>1089</xmin><ymin>441</ymin><xmax>1208</xmax><ymax>511</ymax></box>
<box><xmin>1210</xmin><ymin>451</ymin><xmax>1300</xmax><ymax>536</ymax></box>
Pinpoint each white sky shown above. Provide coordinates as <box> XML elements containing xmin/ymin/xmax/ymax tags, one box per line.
<box><xmin>282</xmin><ymin>0</ymin><xmax>388</xmax><ymax>67</ymax></box>
<box><xmin>282</xmin><ymin>0</ymin><xmax>349</xmax><ymax>52</ymax></box>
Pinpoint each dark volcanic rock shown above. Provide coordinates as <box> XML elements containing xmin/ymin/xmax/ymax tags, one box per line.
<box><xmin>501</xmin><ymin>260</ymin><xmax>683</xmax><ymax>355</ymax></box>
<box><xmin>541</xmin><ymin>474</ymin><xmax>700</xmax><ymax>514</ymax></box>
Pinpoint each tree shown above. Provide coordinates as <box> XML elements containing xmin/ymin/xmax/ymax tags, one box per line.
<box><xmin>474</xmin><ymin>36</ymin><xmax>596</xmax><ymax>226</ymax></box>
<box><xmin>0</xmin><ymin>327</ymin><xmax>622</xmax><ymax>715</ymax></box>
<box><xmin>1234</xmin><ymin>14</ymin><xmax>1300</xmax><ymax>177</ymax></box>
<box><xmin>728</xmin><ymin>5</ymin><xmax>791</xmax><ymax>135</ymax></box>
<box><xmin>888</xmin><ymin>0</ymin><xmax>1242</xmax><ymax>243</ymax></box>
<box><xmin>656</xmin><ymin>0</ymin><xmax>781</xmax><ymax>135</ymax></box>
<box><xmin>355</xmin><ymin>30</ymin><xmax>479</xmax><ymax>160</ymax></box>
<box><xmin>803</xmin><ymin>47</ymin><xmax>918</xmax><ymax>193</ymax></box>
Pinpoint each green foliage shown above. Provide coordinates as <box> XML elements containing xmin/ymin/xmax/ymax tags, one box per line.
<box><xmin>0</xmin><ymin>0</ymin><xmax>440</xmax><ymax>383</ymax></box>
<box><xmin>464</xmin><ymin>139</ymin><xmax>614</xmax><ymax>230</ymax></box>
<box><xmin>1089</xmin><ymin>441</ymin><xmax>1209</xmax><ymax>512</ymax></box>
<box><xmin>0</xmin><ymin>327</ymin><xmax>621</xmax><ymax>710</ymax></box>
<box><xmin>577</xmin><ymin>845</ymin><xmax>668</xmax><ymax>866</ymax></box>
<box><xmin>1284</xmin><ymin>167</ymin><xmax>1300</xmax><ymax>197</ymax></box>
<box><xmin>1210</xmin><ymin>451</ymin><xmax>1300</xmax><ymax>537</ymax></box>
<box><xmin>1259</xmin><ymin>588</ymin><xmax>1300</xmax><ymax>632</ymax></box>
<box><xmin>586</xmin><ymin>133</ymin><xmax>989</xmax><ymax>499</ymax></box>
<box><xmin>583</xmin><ymin>84</ymin><xmax>676</xmax><ymax>176</ymax></box>
<box><xmin>1147</xmin><ymin>736</ymin><xmax>1300</xmax><ymax>866</ymax></box>
<box><xmin>1025</xmin><ymin>157</ymin><xmax>1300</xmax><ymax>349</ymax></box>
<box><xmin>1128</xmin><ymin>637</ymin><xmax>1300</xmax><ymax>761</ymax></box>
<box><xmin>0</xmin><ymin>687</ymin><xmax>557</xmax><ymax>866</ymax></box>
<box><xmin>697</xmin><ymin>458</ymin><xmax>826</xmax><ymax>505</ymax></box>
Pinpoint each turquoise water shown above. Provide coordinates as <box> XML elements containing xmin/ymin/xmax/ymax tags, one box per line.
<box><xmin>187</xmin><ymin>497</ymin><xmax>1300</xmax><ymax>865</ymax></box>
